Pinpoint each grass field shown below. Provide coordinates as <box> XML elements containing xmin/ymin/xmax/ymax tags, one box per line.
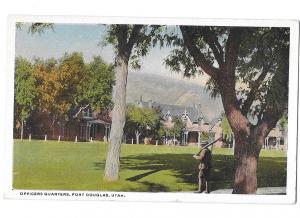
<box><xmin>13</xmin><ymin>140</ymin><xmax>287</xmax><ymax>192</ymax></box>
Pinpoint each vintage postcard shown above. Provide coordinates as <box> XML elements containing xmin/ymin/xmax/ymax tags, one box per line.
<box><xmin>4</xmin><ymin>16</ymin><xmax>299</xmax><ymax>203</ymax></box>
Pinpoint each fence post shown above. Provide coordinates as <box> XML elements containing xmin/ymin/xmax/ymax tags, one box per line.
<box><xmin>90</xmin><ymin>137</ymin><xmax>93</xmax><ymax>143</ymax></box>
<box><xmin>44</xmin><ymin>134</ymin><xmax>47</xmax><ymax>141</ymax></box>
<box><xmin>155</xmin><ymin>140</ymin><xmax>158</xmax><ymax>146</ymax></box>
<box><xmin>29</xmin><ymin>134</ymin><xmax>31</xmax><ymax>141</ymax></box>
<box><xmin>131</xmin><ymin>138</ymin><xmax>133</xmax><ymax>144</ymax></box>
<box><xmin>58</xmin><ymin>135</ymin><xmax>61</xmax><ymax>142</ymax></box>
<box><xmin>75</xmin><ymin>136</ymin><xmax>78</xmax><ymax>143</ymax></box>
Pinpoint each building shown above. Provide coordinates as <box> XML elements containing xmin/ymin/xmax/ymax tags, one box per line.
<box><xmin>136</xmin><ymin>96</ymin><xmax>223</xmax><ymax>147</ymax></box>
<box><xmin>17</xmin><ymin>96</ymin><xmax>286</xmax><ymax>150</ymax></box>
<box><xmin>77</xmin><ymin>109</ymin><xmax>111</xmax><ymax>142</ymax></box>
<box><xmin>264</xmin><ymin>127</ymin><xmax>287</xmax><ymax>150</ymax></box>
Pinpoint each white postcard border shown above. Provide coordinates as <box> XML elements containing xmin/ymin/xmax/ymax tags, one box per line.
<box><xmin>4</xmin><ymin>15</ymin><xmax>299</xmax><ymax>204</ymax></box>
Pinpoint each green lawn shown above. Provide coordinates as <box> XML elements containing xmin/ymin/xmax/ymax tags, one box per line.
<box><xmin>13</xmin><ymin>140</ymin><xmax>287</xmax><ymax>192</ymax></box>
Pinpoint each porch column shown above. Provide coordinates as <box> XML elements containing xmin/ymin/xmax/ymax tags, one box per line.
<box><xmin>276</xmin><ymin>137</ymin><xmax>280</xmax><ymax>150</ymax></box>
<box><xmin>93</xmin><ymin>124</ymin><xmax>95</xmax><ymax>139</ymax></box>
<box><xmin>80</xmin><ymin>125</ymin><xmax>82</xmax><ymax>140</ymax></box>
<box><xmin>85</xmin><ymin>124</ymin><xmax>88</xmax><ymax>141</ymax></box>
<box><xmin>185</xmin><ymin>131</ymin><xmax>189</xmax><ymax>145</ymax></box>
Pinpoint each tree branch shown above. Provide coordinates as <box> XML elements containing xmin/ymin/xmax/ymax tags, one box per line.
<box><xmin>241</xmin><ymin>64</ymin><xmax>270</xmax><ymax>116</ymax></box>
<box><xmin>198</xmin><ymin>27</ymin><xmax>224</xmax><ymax>66</ymax></box>
<box><xmin>126</xmin><ymin>25</ymin><xmax>143</xmax><ymax>54</ymax></box>
<box><xmin>116</xmin><ymin>25</ymin><xmax>129</xmax><ymax>55</ymax></box>
<box><xmin>257</xmin><ymin>64</ymin><xmax>288</xmax><ymax>133</ymax></box>
<box><xmin>224</xmin><ymin>28</ymin><xmax>243</xmax><ymax>76</ymax></box>
<box><xmin>180</xmin><ymin>26</ymin><xmax>219</xmax><ymax>80</ymax></box>
<box><xmin>73</xmin><ymin>104</ymin><xmax>90</xmax><ymax>118</ymax></box>
<box><xmin>218</xmin><ymin>28</ymin><xmax>243</xmax><ymax>108</ymax></box>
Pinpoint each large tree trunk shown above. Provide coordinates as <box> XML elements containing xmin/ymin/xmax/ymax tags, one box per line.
<box><xmin>104</xmin><ymin>54</ymin><xmax>129</xmax><ymax>181</ymax></box>
<box><xmin>224</xmin><ymin>104</ymin><xmax>266</xmax><ymax>194</ymax></box>
<box><xmin>232</xmin><ymin>132</ymin><xmax>262</xmax><ymax>194</ymax></box>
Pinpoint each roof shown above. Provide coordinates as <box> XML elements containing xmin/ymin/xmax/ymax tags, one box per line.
<box><xmin>137</xmin><ymin>99</ymin><xmax>210</xmax><ymax>123</ymax></box>
<box><xmin>268</xmin><ymin>128</ymin><xmax>282</xmax><ymax>138</ymax></box>
<box><xmin>209</xmin><ymin>116</ymin><xmax>222</xmax><ymax>131</ymax></box>
<box><xmin>87</xmin><ymin>119</ymin><xmax>110</xmax><ymax>125</ymax></box>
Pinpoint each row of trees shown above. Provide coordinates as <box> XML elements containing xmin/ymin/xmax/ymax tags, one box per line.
<box><xmin>14</xmin><ymin>53</ymin><xmax>114</xmax><ymax>138</ymax></box>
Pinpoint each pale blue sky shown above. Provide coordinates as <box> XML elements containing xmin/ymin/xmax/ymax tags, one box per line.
<box><xmin>15</xmin><ymin>23</ymin><xmax>209</xmax><ymax>85</ymax></box>
<box><xmin>16</xmin><ymin>24</ymin><xmax>114</xmax><ymax>62</ymax></box>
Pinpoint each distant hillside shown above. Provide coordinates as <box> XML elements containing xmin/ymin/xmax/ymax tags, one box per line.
<box><xmin>126</xmin><ymin>72</ymin><xmax>224</xmax><ymax>120</ymax></box>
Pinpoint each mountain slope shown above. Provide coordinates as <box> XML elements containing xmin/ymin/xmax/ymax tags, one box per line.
<box><xmin>126</xmin><ymin>72</ymin><xmax>224</xmax><ymax>120</ymax></box>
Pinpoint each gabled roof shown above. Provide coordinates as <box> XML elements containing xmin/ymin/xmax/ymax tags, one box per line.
<box><xmin>137</xmin><ymin>99</ymin><xmax>209</xmax><ymax>123</ymax></box>
<box><xmin>268</xmin><ymin>128</ymin><xmax>282</xmax><ymax>138</ymax></box>
<box><xmin>209</xmin><ymin>116</ymin><xmax>222</xmax><ymax>131</ymax></box>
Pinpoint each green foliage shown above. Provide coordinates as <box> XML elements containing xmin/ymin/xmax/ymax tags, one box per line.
<box><xmin>279</xmin><ymin>112</ymin><xmax>288</xmax><ymax>131</ymax></box>
<box><xmin>200</xmin><ymin>132</ymin><xmax>209</xmax><ymax>141</ymax></box>
<box><xmin>14</xmin><ymin>57</ymin><xmax>36</xmax><ymax>123</ymax></box>
<box><xmin>78</xmin><ymin>56</ymin><xmax>114</xmax><ymax>110</ymax></box>
<box><xmin>16</xmin><ymin>22</ymin><xmax>54</xmax><ymax>35</ymax></box>
<box><xmin>30</xmin><ymin>53</ymin><xmax>87</xmax><ymax>122</ymax></box>
<box><xmin>124</xmin><ymin>105</ymin><xmax>160</xmax><ymax>137</ymax></box>
<box><xmin>164</xmin><ymin>26</ymin><xmax>289</xmax><ymax>124</ymax></box>
<box><xmin>164</xmin><ymin>27</ymin><xmax>227</xmax><ymax>77</ymax></box>
<box><xmin>102</xmin><ymin>25</ymin><xmax>163</xmax><ymax>69</ymax></box>
<box><xmin>221</xmin><ymin>113</ymin><xmax>232</xmax><ymax>140</ymax></box>
<box><xmin>158</xmin><ymin>117</ymin><xmax>185</xmax><ymax>140</ymax></box>
<box><xmin>28</xmin><ymin>23</ymin><xmax>54</xmax><ymax>35</ymax></box>
<box><xmin>14</xmin><ymin>53</ymin><xmax>114</xmax><ymax>129</ymax></box>
<box><xmin>237</xmin><ymin>28</ymin><xmax>289</xmax><ymax>119</ymax></box>
<box><xmin>58</xmin><ymin>52</ymin><xmax>87</xmax><ymax>110</ymax></box>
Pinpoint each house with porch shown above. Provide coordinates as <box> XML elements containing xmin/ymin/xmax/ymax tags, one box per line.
<box><xmin>78</xmin><ymin>109</ymin><xmax>111</xmax><ymax>142</ymax></box>
<box><xmin>136</xmin><ymin>96</ymin><xmax>223</xmax><ymax>147</ymax></box>
<box><xmin>264</xmin><ymin>127</ymin><xmax>287</xmax><ymax>150</ymax></box>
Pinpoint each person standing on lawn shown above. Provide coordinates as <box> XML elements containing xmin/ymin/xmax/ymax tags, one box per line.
<box><xmin>193</xmin><ymin>145</ymin><xmax>212</xmax><ymax>193</ymax></box>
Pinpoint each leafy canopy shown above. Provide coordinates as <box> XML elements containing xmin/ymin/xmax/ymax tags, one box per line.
<box><xmin>164</xmin><ymin>27</ymin><xmax>289</xmax><ymax>125</ymax></box>
<box><xmin>125</xmin><ymin>105</ymin><xmax>160</xmax><ymax>137</ymax></box>
<box><xmin>14</xmin><ymin>57</ymin><xmax>36</xmax><ymax>122</ymax></box>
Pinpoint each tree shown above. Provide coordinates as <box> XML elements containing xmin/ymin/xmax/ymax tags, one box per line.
<box><xmin>158</xmin><ymin>117</ymin><xmax>184</xmax><ymax>144</ymax></box>
<box><xmin>165</xmin><ymin>26</ymin><xmax>289</xmax><ymax>193</ymax></box>
<box><xmin>103</xmin><ymin>25</ymin><xmax>161</xmax><ymax>181</ymax></box>
<box><xmin>19</xmin><ymin>22</ymin><xmax>161</xmax><ymax>181</ymax></box>
<box><xmin>16</xmin><ymin>23</ymin><xmax>115</xmax><ymax>141</ymax></box>
<box><xmin>31</xmin><ymin>53</ymin><xmax>87</xmax><ymax>137</ymax></box>
<box><xmin>75</xmin><ymin>56</ymin><xmax>114</xmax><ymax>115</ymax></box>
<box><xmin>14</xmin><ymin>57</ymin><xmax>36</xmax><ymax>140</ymax></box>
<box><xmin>124</xmin><ymin>105</ymin><xmax>160</xmax><ymax>144</ymax></box>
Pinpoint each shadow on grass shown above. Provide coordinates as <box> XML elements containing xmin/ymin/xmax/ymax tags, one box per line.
<box><xmin>126</xmin><ymin>169</ymin><xmax>161</xmax><ymax>181</ymax></box>
<box><xmin>94</xmin><ymin>153</ymin><xmax>286</xmax><ymax>192</ymax></box>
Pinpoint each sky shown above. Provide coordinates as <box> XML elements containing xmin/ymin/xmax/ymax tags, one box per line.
<box><xmin>15</xmin><ymin>23</ymin><xmax>210</xmax><ymax>86</ymax></box>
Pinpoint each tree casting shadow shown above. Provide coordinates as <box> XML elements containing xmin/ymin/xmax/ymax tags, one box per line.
<box><xmin>94</xmin><ymin>153</ymin><xmax>286</xmax><ymax>192</ymax></box>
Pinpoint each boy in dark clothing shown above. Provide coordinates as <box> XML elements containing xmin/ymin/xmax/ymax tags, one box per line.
<box><xmin>193</xmin><ymin>147</ymin><xmax>212</xmax><ymax>193</ymax></box>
